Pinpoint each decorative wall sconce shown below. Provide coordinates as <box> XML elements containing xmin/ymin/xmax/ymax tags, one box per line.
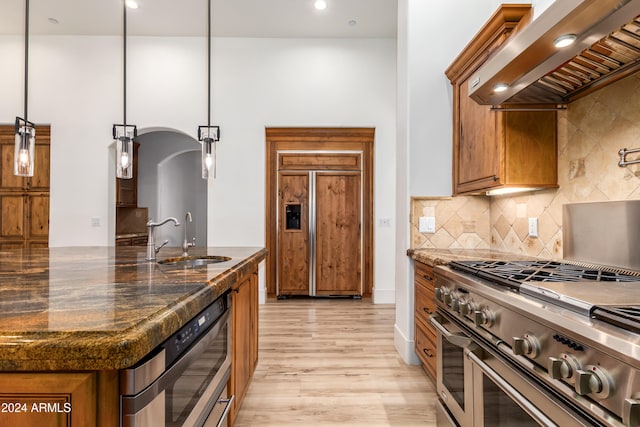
<box><xmin>14</xmin><ymin>0</ymin><xmax>35</xmax><ymax>177</ymax></box>
<box><xmin>198</xmin><ymin>0</ymin><xmax>221</xmax><ymax>180</ymax></box>
<box><xmin>113</xmin><ymin>0</ymin><xmax>137</xmax><ymax>179</ymax></box>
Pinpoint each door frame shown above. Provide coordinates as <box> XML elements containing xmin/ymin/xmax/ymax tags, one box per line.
<box><xmin>265</xmin><ymin>127</ymin><xmax>374</xmax><ymax>297</ymax></box>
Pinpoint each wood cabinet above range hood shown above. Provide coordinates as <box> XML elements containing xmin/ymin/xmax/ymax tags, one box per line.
<box><xmin>469</xmin><ymin>0</ymin><xmax>640</xmax><ymax>106</ymax></box>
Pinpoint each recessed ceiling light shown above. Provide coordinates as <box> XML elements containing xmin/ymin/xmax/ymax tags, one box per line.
<box><xmin>125</xmin><ymin>0</ymin><xmax>139</xmax><ymax>9</ymax></box>
<box><xmin>348</xmin><ymin>19</ymin><xmax>357</xmax><ymax>27</ymax></box>
<box><xmin>314</xmin><ymin>0</ymin><xmax>327</xmax><ymax>11</ymax></box>
<box><xmin>493</xmin><ymin>83</ymin><xmax>509</xmax><ymax>93</ymax></box>
<box><xmin>554</xmin><ymin>34</ymin><xmax>577</xmax><ymax>48</ymax></box>
<box><xmin>47</xmin><ymin>18</ymin><xmax>59</xmax><ymax>24</ymax></box>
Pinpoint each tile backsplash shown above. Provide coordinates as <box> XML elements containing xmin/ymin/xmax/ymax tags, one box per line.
<box><xmin>411</xmin><ymin>71</ymin><xmax>640</xmax><ymax>258</ymax></box>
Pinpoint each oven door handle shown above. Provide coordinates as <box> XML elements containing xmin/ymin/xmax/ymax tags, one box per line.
<box><xmin>430</xmin><ymin>314</ymin><xmax>473</xmax><ymax>349</ymax></box>
<box><xmin>466</xmin><ymin>349</ymin><xmax>557</xmax><ymax>427</ymax></box>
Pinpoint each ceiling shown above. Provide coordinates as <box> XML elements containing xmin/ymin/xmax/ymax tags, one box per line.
<box><xmin>0</xmin><ymin>0</ymin><xmax>397</xmax><ymax>38</ymax></box>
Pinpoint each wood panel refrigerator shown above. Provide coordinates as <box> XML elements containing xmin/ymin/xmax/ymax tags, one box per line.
<box><xmin>277</xmin><ymin>161</ymin><xmax>362</xmax><ymax>297</ymax></box>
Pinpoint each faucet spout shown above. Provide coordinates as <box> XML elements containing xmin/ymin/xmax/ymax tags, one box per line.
<box><xmin>146</xmin><ymin>217</ymin><xmax>181</xmax><ymax>261</ymax></box>
<box><xmin>182</xmin><ymin>212</ymin><xmax>195</xmax><ymax>257</ymax></box>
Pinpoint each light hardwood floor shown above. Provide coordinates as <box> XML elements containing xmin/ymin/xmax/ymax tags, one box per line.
<box><xmin>233</xmin><ymin>298</ymin><xmax>437</xmax><ymax>426</ymax></box>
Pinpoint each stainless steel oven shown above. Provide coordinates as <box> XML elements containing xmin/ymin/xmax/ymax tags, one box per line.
<box><xmin>120</xmin><ymin>292</ymin><xmax>233</xmax><ymax>427</ymax></box>
<box><xmin>431</xmin><ymin>309</ymin><xmax>598</xmax><ymax>427</ymax></box>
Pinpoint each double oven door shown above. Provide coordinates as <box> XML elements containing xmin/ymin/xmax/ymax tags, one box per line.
<box><xmin>121</xmin><ymin>298</ymin><xmax>233</xmax><ymax>427</ymax></box>
<box><xmin>431</xmin><ymin>311</ymin><xmax>593</xmax><ymax>427</ymax></box>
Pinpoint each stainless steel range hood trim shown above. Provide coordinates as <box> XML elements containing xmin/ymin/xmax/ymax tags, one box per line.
<box><xmin>468</xmin><ymin>0</ymin><xmax>640</xmax><ymax>106</ymax></box>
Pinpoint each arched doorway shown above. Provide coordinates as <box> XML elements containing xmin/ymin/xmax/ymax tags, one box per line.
<box><xmin>115</xmin><ymin>129</ymin><xmax>207</xmax><ymax>248</ymax></box>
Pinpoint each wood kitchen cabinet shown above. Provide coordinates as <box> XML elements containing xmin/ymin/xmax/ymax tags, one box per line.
<box><xmin>0</xmin><ymin>125</ymin><xmax>50</xmax><ymax>249</ymax></box>
<box><xmin>445</xmin><ymin>5</ymin><xmax>557</xmax><ymax>195</ymax></box>
<box><xmin>228</xmin><ymin>268</ymin><xmax>259</xmax><ymax>426</ymax></box>
<box><xmin>0</xmin><ymin>371</ymin><xmax>118</xmax><ymax>427</ymax></box>
<box><xmin>414</xmin><ymin>261</ymin><xmax>437</xmax><ymax>382</ymax></box>
<box><xmin>116</xmin><ymin>142</ymin><xmax>139</xmax><ymax>207</ymax></box>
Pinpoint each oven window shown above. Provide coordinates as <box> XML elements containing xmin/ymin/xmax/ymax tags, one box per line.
<box><xmin>166</xmin><ymin>322</ymin><xmax>228</xmax><ymax>426</ymax></box>
<box><xmin>482</xmin><ymin>373</ymin><xmax>539</xmax><ymax>427</ymax></box>
<box><xmin>442</xmin><ymin>338</ymin><xmax>466</xmax><ymax>410</ymax></box>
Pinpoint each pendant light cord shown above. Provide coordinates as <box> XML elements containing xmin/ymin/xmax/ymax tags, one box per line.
<box><xmin>123</xmin><ymin>2</ymin><xmax>127</xmax><ymax>128</ymax></box>
<box><xmin>207</xmin><ymin>0</ymin><xmax>211</xmax><ymax>128</ymax></box>
<box><xmin>24</xmin><ymin>0</ymin><xmax>29</xmax><ymax>121</ymax></box>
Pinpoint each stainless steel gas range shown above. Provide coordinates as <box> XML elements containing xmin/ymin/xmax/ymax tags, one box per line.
<box><xmin>431</xmin><ymin>201</ymin><xmax>640</xmax><ymax>427</ymax></box>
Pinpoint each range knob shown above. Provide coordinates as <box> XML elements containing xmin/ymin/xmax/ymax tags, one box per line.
<box><xmin>443</xmin><ymin>293</ymin><xmax>454</xmax><ymax>307</ymax></box>
<box><xmin>575</xmin><ymin>366</ymin><xmax>613</xmax><ymax>399</ymax></box>
<box><xmin>459</xmin><ymin>300</ymin><xmax>477</xmax><ymax>317</ymax></box>
<box><xmin>512</xmin><ymin>334</ymin><xmax>541</xmax><ymax>358</ymax></box>
<box><xmin>451</xmin><ymin>298</ymin><xmax>461</xmax><ymax>313</ymax></box>
<box><xmin>474</xmin><ymin>308</ymin><xmax>495</xmax><ymax>327</ymax></box>
<box><xmin>434</xmin><ymin>287</ymin><xmax>447</xmax><ymax>303</ymax></box>
<box><xmin>548</xmin><ymin>353</ymin><xmax>581</xmax><ymax>383</ymax></box>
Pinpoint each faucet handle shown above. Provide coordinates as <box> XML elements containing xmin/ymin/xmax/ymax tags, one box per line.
<box><xmin>190</xmin><ymin>237</ymin><xmax>196</xmax><ymax>247</ymax></box>
<box><xmin>155</xmin><ymin>240</ymin><xmax>169</xmax><ymax>254</ymax></box>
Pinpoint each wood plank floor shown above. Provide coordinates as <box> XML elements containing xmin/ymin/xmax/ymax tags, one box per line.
<box><xmin>233</xmin><ymin>298</ymin><xmax>437</xmax><ymax>426</ymax></box>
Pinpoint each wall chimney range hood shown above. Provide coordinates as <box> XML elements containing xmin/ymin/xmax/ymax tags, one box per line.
<box><xmin>468</xmin><ymin>0</ymin><xmax>640</xmax><ymax>106</ymax></box>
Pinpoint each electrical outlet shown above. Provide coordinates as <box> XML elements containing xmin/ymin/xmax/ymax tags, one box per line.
<box><xmin>379</xmin><ymin>218</ymin><xmax>391</xmax><ymax>227</ymax></box>
<box><xmin>528</xmin><ymin>217</ymin><xmax>538</xmax><ymax>238</ymax></box>
<box><xmin>419</xmin><ymin>216</ymin><xmax>436</xmax><ymax>233</ymax></box>
<box><xmin>91</xmin><ymin>217</ymin><xmax>101</xmax><ymax>227</ymax></box>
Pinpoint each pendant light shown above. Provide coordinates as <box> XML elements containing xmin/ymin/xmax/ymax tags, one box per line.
<box><xmin>198</xmin><ymin>0</ymin><xmax>220</xmax><ymax>180</ymax></box>
<box><xmin>14</xmin><ymin>0</ymin><xmax>35</xmax><ymax>177</ymax></box>
<box><xmin>113</xmin><ymin>1</ymin><xmax>137</xmax><ymax>179</ymax></box>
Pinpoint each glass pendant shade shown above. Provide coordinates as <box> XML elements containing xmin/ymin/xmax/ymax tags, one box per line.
<box><xmin>113</xmin><ymin>124</ymin><xmax>137</xmax><ymax>179</ymax></box>
<box><xmin>198</xmin><ymin>126</ymin><xmax>220</xmax><ymax>180</ymax></box>
<box><xmin>14</xmin><ymin>118</ymin><xmax>35</xmax><ymax>177</ymax></box>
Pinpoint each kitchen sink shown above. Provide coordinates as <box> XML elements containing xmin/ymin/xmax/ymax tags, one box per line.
<box><xmin>157</xmin><ymin>255</ymin><xmax>232</xmax><ymax>268</ymax></box>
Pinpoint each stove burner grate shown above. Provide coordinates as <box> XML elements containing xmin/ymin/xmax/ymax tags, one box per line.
<box><xmin>592</xmin><ymin>306</ymin><xmax>640</xmax><ymax>335</ymax></box>
<box><xmin>450</xmin><ymin>260</ymin><xmax>640</xmax><ymax>289</ymax></box>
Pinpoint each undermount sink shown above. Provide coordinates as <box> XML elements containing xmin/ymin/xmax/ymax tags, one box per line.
<box><xmin>157</xmin><ymin>255</ymin><xmax>232</xmax><ymax>267</ymax></box>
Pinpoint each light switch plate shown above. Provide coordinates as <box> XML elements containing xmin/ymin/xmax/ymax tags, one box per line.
<box><xmin>419</xmin><ymin>216</ymin><xmax>436</xmax><ymax>233</ymax></box>
<box><xmin>528</xmin><ymin>217</ymin><xmax>538</xmax><ymax>238</ymax></box>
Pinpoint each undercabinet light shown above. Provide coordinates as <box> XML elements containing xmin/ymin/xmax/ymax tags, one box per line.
<box><xmin>554</xmin><ymin>34</ymin><xmax>577</xmax><ymax>48</ymax></box>
<box><xmin>493</xmin><ymin>83</ymin><xmax>509</xmax><ymax>93</ymax></box>
<box><xmin>486</xmin><ymin>187</ymin><xmax>540</xmax><ymax>196</ymax></box>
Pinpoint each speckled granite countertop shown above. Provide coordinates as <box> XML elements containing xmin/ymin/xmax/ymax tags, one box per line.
<box><xmin>0</xmin><ymin>246</ymin><xmax>266</xmax><ymax>372</ymax></box>
<box><xmin>407</xmin><ymin>248</ymin><xmax>537</xmax><ymax>267</ymax></box>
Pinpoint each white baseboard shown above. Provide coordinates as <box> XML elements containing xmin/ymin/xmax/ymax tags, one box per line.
<box><xmin>394</xmin><ymin>323</ymin><xmax>421</xmax><ymax>365</ymax></box>
<box><xmin>373</xmin><ymin>288</ymin><xmax>395</xmax><ymax>304</ymax></box>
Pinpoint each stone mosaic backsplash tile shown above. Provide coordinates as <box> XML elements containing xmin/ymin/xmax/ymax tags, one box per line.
<box><xmin>410</xmin><ymin>71</ymin><xmax>640</xmax><ymax>257</ymax></box>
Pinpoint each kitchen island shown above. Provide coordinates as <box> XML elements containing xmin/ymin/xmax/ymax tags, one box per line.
<box><xmin>0</xmin><ymin>246</ymin><xmax>266</xmax><ymax>426</ymax></box>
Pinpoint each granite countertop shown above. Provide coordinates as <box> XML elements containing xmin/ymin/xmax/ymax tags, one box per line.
<box><xmin>407</xmin><ymin>247</ymin><xmax>538</xmax><ymax>267</ymax></box>
<box><xmin>0</xmin><ymin>246</ymin><xmax>266</xmax><ymax>372</ymax></box>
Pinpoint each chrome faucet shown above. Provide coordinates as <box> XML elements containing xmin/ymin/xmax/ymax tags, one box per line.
<box><xmin>146</xmin><ymin>217</ymin><xmax>180</xmax><ymax>261</ymax></box>
<box><xmin>182</xmin><ymin>211</ymin><xmax>196</xmax><ymax>257</ymax></box>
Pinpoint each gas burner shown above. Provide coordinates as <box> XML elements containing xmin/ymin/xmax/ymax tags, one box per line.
<box><xmin>450</xmin><ymin>260</ymin><xmax>640</xmax><ymax>289</ymax></box>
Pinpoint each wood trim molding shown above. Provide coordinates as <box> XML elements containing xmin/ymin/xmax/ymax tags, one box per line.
<box><xmin>265</xmin><ymin>127</ymin><xmax>374</xmax><ymax>297</ymax></box>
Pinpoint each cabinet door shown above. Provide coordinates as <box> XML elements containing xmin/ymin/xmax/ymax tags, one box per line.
<box><xmin>0</xmin><ymin>143</ymin><xmax>27</xmax><ymax>191</ymax></box>
<box><xmin>315</xmin><ymin>172</ymin><xmax>361</xmax><ymax>296</ymax></box>
<box><xmin>0</xmin><ymin>194</ymin><xmax>25</xmax><ymax>240</ymax></box>
<box><xmin>0</xmin><ymin>372</ymin><xmax>97</xmax><ymax>427</ymax></box>
<box><xmin>277</xmin><ymin>172</ymin><xmax>309</xmax><ymax>295</ymax></box>
<box><xmin>230</xmin><ymin>272</ymin><xmax>257</xmax><ymax>425</ymax></box>
<box><xmin>456</xmin><ymin>78</ymin><xmax>500</xmax><ymax>193</ymax></box>
<box><xmin>28</xmin><ymin>194</ymin><xmax>49</xmax><ymax>241</ymax></box>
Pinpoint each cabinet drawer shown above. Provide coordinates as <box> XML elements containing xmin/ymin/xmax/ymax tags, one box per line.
<box><xmin>415</xmin><ymin>282</ymin><xmax>436</xmax><ymax>324</ymax></box>
<box><xmin>415</xmin><ymin>320</ymin><xmax>437</xmax><ymax>381</ymax></box>
<box><xmin>414</xmin><ymin>262</ymin><xmax>435</xmax><ymax>287</ymax></box>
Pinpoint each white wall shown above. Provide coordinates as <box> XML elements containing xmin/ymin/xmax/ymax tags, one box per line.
<box><xmin>394</xmin><ymin>0</ymin><xmax>532</xmax><ymax>363</ymax></box>
<box><xmin>0</xmin><ymin>34</ymin><xmax>397</xmax><ymax>303</ymax></box>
